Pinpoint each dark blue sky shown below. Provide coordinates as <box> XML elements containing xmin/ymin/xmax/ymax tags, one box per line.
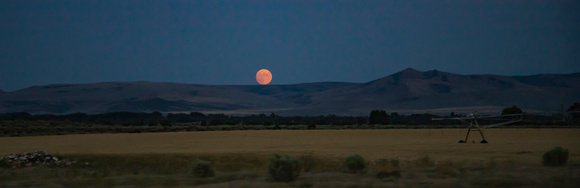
<box><xmin>1</xmin><ymin>0</ymin><xmax>579</xmax><ymax>91</ymax></box>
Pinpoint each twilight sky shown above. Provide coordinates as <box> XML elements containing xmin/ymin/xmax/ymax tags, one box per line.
<box><xmin>1</xmin><ymin>0</ymin><xmax>579</xmax><ymax>91</ymax></box>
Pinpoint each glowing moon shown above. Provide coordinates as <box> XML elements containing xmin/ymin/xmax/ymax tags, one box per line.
<box><xmin>256</xmin><ymin>69</ymin><xmax>272</xmax><ymax>85</ymax></box>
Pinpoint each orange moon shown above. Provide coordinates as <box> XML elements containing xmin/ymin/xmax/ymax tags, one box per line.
<box><xmin>256</xmin><ymin>69</ymin><xmax>272</xmax><ymax>85</ymax></box>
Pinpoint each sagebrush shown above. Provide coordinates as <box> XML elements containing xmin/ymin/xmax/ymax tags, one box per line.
<box><xmin>268</xmin><ymin>154</ymin><xmax>301</xmax><ymax>182</ymax></box>
<box><xmin>344</xmin><ymin>154</ymin><xmax>366</xmax><ymax>174</ymax></box>
<box><xmin>542</xmin><ymin>147</ymin><xmax>568</xmax><ymax>166</ymax></box>
<box><xmin>192</xmin><ymin>159</ymin><xmax>215</xmax><ymax>178</ymax></box>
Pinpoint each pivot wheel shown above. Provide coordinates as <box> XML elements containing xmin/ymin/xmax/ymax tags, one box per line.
<box><xmin>480</xmin><ymin>140</ymin><xmax>488</xmax><ymax>144</ymax></box>
<box><xmin>458</xmin><ymin>140</ymin><xmax>466</xmax><ymax>143</ymax></box>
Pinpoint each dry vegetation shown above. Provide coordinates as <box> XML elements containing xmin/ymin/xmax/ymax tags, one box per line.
<box><xmin>1</xmin><ymin>129</ymin><xmax>579</xmax><ymax>187</ymax></box>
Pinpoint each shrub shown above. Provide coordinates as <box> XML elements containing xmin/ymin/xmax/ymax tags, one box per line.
<box><xmin>542</xmin><ymin>147</ymin><xmax>568</xmax><ymax>166</ymax></box>
<box><xmin>344</xmin><ymin>154</ymin><xmax>366</xmax><ymax>174</ymax></box>
<box><xmin>268</xmin><ymin>154</ymin><xmax>301</xmax><ymax>182</ymax></box>
<box><xmin>160</xmin><ymin>120</ymin><xmax>172</xmax><ymax>127</ymax></box>
<box><xmin>209</xmin><ymin>119</ymin><xmax>222</xmax><ymax>126</ymax></box>
<box><xmin>147</xmin><ymin>121</ymin><xmax>158</xmax><ymax>126</ymax></box>
<box><xmin>191</xmin><ymin>159</ymin><xmax>215</xmax><ymax>178</ymax></box>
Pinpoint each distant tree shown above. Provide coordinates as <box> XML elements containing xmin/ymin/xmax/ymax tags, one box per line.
<box><xmin>209</xmin><ymin>119</ymin><xmax>222</xmax><ymax>126</ymax></box>
<box><xmin>568</xmin><ymin>103</ymin><xmax>580</xmax><ymax>111</ymax></box>
<box><xmin>369</xmin><ymin>110</ymin><xmax>388</xmax><ymax>125</ymax></box>
<box><xmin>160</xmin><ymin>120</ymin><xmax>172</xmax><ymax>127</ymax></box>
<box><xmin>151</xmin><ymin>111</ymin><xmax>164</xmax><ymax>118</ymax></box>
<box><xmin>189</xmin><ymin>112</ymin><xmax>205</xmax><ymax>117</ymax></box>
<box><xmin>264</xmin><ymin>120</ymin><xmax>273</xmax><ymax>126</ymax></box>
<box><xmin>166</xmin><ymin>113</ymin><xmax>193</xmax><ymax>123</ymax></box>
<box><xmin>147</xmin><ymin>111</ymin><xmax>165</xmax><ymax>122</ymax></box>
<box><xmin>200</xmin><ymin>120</ymin><xmax>207</xmax><ymax>126</ymax></box>
<box><xmin>132</xmin><ymin>120</ymin><xmax>145</xmax><ymax>126</ymax></box>
<box><xmin>502</xmin><ymin>105</ymin><xmax>523</xmax><ymax>115</ymax></box>
<box><xmin>450</xmin><ymin>112</ymin><xmax>456</xmax><ymax>117</ymax></box>
<box><xmin>390</xmin><ymin>112</ymin><xmax>400</xmax><ymax>124</ymax></box>
<box><xmin>567</xmin><ymin>102</ymin><xmax>580</xmax><ymax>120</ymax></box>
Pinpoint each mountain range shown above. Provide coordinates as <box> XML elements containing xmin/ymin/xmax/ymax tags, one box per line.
<box><xmin>1</xmin><ymin>68</ymin><xmax>579</xmax><ymax>116</ymax></box>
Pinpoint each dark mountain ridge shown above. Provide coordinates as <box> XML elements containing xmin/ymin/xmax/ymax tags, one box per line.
<box><xmin>1</xmin><ymin>68</ymin><xmax>578</xmax><ymax>116</ymax></box>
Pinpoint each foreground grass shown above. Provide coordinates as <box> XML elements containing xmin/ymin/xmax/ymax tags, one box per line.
<box><xmin>1</xmin><ymin>153</ymin><xmax>579</xmax><ymax>187</ymax></box>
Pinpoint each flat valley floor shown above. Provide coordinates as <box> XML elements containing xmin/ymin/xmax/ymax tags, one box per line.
<box><xmin>1</xmin><ymin>129</ymin><xmax>579</xmax><ymax>187</ymax></box>
<box><xmin>1</xmin><ymin>129</ymin><xmax>579</xmax><ymax>162</ymax></box>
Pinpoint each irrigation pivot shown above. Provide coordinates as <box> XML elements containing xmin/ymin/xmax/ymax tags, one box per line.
<box><xmin>432</xmin><ymin>111</ymin><xmax>523</xmax><ymax>143</ymax></box>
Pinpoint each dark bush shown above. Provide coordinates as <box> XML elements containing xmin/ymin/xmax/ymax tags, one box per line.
<box><xmin>191</xmin><ymin>159</ymin><xmax>215</xmax><ymax>178</ymax></box>
<box><xmin>263</xmin><ymin>121</ymin><xmax>272</xmax><ymax>126</ymax></box>
<box><xmin>542</xmin><ymin>147</ymin><xmax>568</xmax><ymax>166</ymax></box>
<box><xmin>501</xmin><ymin>105</ymin><xmax>523</xmax><ymax>115</ymax></box>
<box><xmin>269</xmin><ymin>154</ymin><xmax>301</xmax><ymax>182</ymax></box>
<box><xmin>147</xmin><ymin>121</ymin><xmax>158</xmax><ymax>126</ymax></box>
<box><xmin>344</xmin><ymin>154</ymin><xmax>366</xmax><ymax>174</ymax></box>
<box><xmin>209</xmin><ymin>119</ymin><xmax>222</xmax><ymax>126</ymax></box>
<box><xmin>160</xmin><ymin>120</ymin><xmax>172</xmax><ymax>127</ymax></box>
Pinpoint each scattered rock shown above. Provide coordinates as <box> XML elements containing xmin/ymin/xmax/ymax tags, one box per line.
<box><xmin>0</xmin><ymin>151</ymin><xmax>75</xmax><ymax>168</ymax></box>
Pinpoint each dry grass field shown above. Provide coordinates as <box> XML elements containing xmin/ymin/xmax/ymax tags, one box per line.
<box><xmin>1</xmin><ymin>129</ymin><xmax>579</xmax><ymax>187</ymax></box>
<box><xmin>1</xmin><ymin>129</ymin><xmax>579</xmax><ymax>162</ymax></box>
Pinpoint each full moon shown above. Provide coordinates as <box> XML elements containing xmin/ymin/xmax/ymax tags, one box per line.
<box><xmin>256</xmin><ymin>69</ymin><xmax>272</xmax><ymax>85</ymax></box>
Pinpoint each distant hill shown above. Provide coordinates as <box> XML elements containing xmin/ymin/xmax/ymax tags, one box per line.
<box><xmin>1</xmin><ymin>68</ymin><xmax>579</xmax><ymax>115</ymax></box>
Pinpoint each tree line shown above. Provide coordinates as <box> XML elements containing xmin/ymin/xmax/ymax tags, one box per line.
<box><xmin>1</xmin><ymin>103</ymin><xmax>578</xmax><ymax>127</ymax></box>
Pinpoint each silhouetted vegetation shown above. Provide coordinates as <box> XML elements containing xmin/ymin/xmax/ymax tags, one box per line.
<box><xmin>568</xmin><ymin>102</ymin><xmax>580</xmax><ymax>120</ymax></box>
<box><xmin>0</xmin><ymin>104</ymin><xmax>578</xmax><ymax>137</ymax></box>
<box><xmin>369</xmin><ymin>110</ymin><xmax>388</xmax><ymax>125</ymax></box>
<box><xmin>502</xmin><ymin>105</ymin><xmax>523</xmax><ymax>115</ymax></box>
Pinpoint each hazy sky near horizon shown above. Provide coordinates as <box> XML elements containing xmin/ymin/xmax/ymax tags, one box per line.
<box><xmin>1</xmin><ymin>0</ymin><xmax>579</xmax><ymax>91</ymax></box>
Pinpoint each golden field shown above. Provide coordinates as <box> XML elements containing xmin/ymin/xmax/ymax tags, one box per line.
<box><xmin>1</xmin><ymin>129</ymin><xmax>579</xmax><ymax>162</ymax></box>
